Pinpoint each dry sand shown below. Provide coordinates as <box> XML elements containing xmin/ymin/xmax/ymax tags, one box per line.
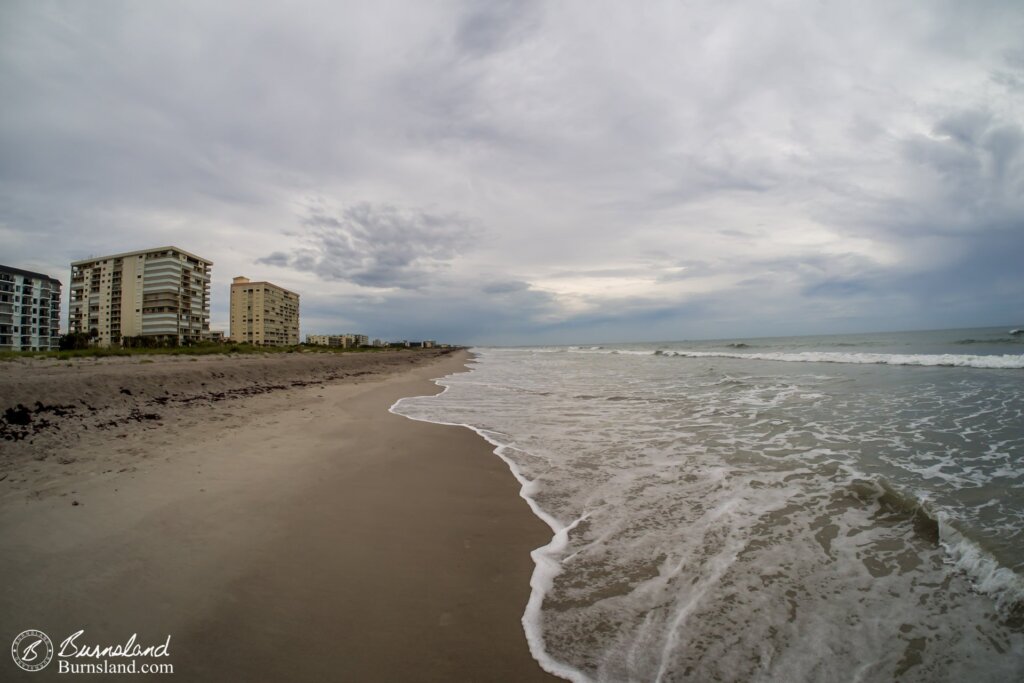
<box><xmin>0</xmin><ymin>350</ymin><xmax>558</xmax><ymax>681</ymax></box>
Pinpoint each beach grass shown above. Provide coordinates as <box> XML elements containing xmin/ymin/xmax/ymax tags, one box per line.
<box><xmin>0</xmin><ymin>343</ymin><xmax>418</xmax><ymax>362</ymax></box>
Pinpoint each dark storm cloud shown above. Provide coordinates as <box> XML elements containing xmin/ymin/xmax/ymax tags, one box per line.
<box><xmin>991</xmin><ymin>48</ymin><xmax>1024</xmax><ymax>92</ymax></box>
<box><xmin>802</xmin><ymin>279</ymin><xmax>874</xmax><ymax>299</ymax></box>
<box><xmin>299</xmin><ymin>275</ymin><xmax>558</xmax><ymax>344</ymax></box>
<box><xmin>902</xmin><ymin>109</ymin><xmax>1024</xmax><ymax>205</ymax></box>
<box><xmin>454</xmin><ymin>0</ymin><xmax>540</xmax><ymax>56</ymax></box>
<box><xmin>481</xmin><ymin>280</ymin><xmax>531</xmax><ymax>295</ymax></box>
<box><xmin>781</xmin><ymin>101</ymin><xmax>1024</xmax><ymax>330</ymax></box>
<box><xmin>258</xmin><ymin>202</ymin><xmax>479</xmax><ymax>290</ymax></box>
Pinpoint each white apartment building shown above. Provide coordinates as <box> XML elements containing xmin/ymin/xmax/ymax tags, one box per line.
<box><xmin>69</xmin><ymin>247</ymin><xmax>212</xmax><ymax>347</ymax></box>
<box><xmin>0</xmin><ymin>265</ymin><xmax>62</xmax><ymax>351</ymax></box>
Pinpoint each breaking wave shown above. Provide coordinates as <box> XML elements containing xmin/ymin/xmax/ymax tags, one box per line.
<box><xmin>639</xmin><ymin>349</ymin><xmax>1024</xmax><ymax>369</ymax></box>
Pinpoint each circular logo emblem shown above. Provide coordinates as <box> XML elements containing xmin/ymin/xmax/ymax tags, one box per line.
<box><xmin>11</xmin><ymin>630</ymin><xmax>54</xmax><ymax>672</ymax></box>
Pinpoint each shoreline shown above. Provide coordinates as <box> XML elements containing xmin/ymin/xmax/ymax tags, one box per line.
<box><xmin>0</xmin><ymin>350</ymin><xmax>558</xmax><ymax>681</ymax></box>
<box><xmin>390</xmin><ymin>392</ymin><xmax>585</xmax><ymax>683</ymax></box>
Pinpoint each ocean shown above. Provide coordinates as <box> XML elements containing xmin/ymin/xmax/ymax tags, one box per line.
<box><xmin>392</xmin><ymin>327</ymin><xmax>1024</xmax><ymax>682</ymax></box>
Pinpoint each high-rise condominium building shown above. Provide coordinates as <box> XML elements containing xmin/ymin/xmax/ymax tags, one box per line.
<box><xmin>69</xmin><ymin>247</ymin><xmax>212</xmax><ymax>347</ymax></box>
<box><xmin>0</xmin><ymin>264</ymin><xmax>62</xmax><ymax>351</ymax></box>
<box><xmin>229</xmin><ymin>276</ymin><xmax>300</xmax><ymax>346</ymax></box>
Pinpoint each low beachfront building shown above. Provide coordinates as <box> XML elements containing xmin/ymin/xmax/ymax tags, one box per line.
<box><xmin>230</xmin><ymin>276</ymin><xmax>300</xmax><ymax>346</ymax></box>
<box><xmin>69</xmin><ymin>247</ymin><xmax>211</xmax><ymax>347</ymax></box>
<box><xmin>306</xmin><ymin>334</ymin><xmax>342</xmax><ymax>347</ymax></box>
<box><xmin>306</xmin><ymin>333</ymin><xmax>371</xmax><ymax>348</ymax></box>
<box><xmin>0</xmin><ymin>264</ymin><xmax>62</xmax><ymax>351</ymax></box>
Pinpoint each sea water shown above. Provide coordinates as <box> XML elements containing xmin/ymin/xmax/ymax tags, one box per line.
<box><xmin>392</xmin><ymin>327</ymin><xmax>1024</xmax><ymax>681</ymax></box>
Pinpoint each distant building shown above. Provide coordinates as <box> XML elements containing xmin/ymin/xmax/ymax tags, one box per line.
<box><xmin>204</xmin><ymin>330</ymin><xmax>226</xmax><ymax>343</ymax></box>
<box><xmin>306</xmin><ymin>333</ymin><xmax>369</xmax><ymax>348</ymax></box>
<box><xmin>230</xmin><ymin>276</ymin><xmax>300</xmax><ymax>346</ymax></box>
<box><xmin>69</xmin><ymin>247</ymin><xmax>211</xmax><ymax>347</ymax></box>
<box><xmin>0</xmin><ymin>264</ymin><xmax>62</xmax><ymax>351</ymax></box>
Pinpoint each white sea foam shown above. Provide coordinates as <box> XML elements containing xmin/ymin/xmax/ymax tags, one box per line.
<box><xmin>644</xmin><ymin>349</ymin><xmax>1024</xmax><ymax>369</ymax></box>
<box><xmin>391</xmin><ymin>346</ymin><xmax>1024</xmax><ymax>681</ymax></box>
<box><xmin>938</xmin><ymin>516</ymin><xmax>1024</xmax><ymax>614</ymax></box>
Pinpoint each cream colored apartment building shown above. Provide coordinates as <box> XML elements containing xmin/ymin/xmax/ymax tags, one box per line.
<box><xmin>306</xmin><ymin>334</ymin><xmax>343</xmax><ymax>347</ymax></box>
<box><xmin>230</xmin><ymin>276</ymin><xmax>300</xmax><ymax>346</ymax></box>
<box><xmin>69</xmin><ymin>247</ymin><xmax>211</xmax><ymax>347</ymax></box>
<box><xmin>305</xmin><ymin>333</ymin><xmax>368</xmax><ymax>348</ymax></box>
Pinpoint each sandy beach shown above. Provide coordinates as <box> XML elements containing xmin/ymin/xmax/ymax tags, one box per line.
<box><xmin>0</xmin><ymin>349</ymin><xmax>557</xmax><ymax>681</ymax></box>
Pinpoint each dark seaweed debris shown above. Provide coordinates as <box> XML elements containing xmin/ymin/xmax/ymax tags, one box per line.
<box><xmin>1</xmin><ymin>403</ymin><xmax>78</xmax><ymax>441</ymax></box>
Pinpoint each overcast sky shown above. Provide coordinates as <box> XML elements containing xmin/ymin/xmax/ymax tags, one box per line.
<box><xmin>2</xmin><ymin>1</ymin><xmax>1022</xmax><ymax>344</ymax></box>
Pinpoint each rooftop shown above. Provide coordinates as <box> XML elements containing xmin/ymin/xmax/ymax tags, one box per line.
<box><xmin>0</xmin><ymin>263</ymin><xmax>62</xmax><ymax>285</ymax></box>
<box><xmin>230</xmin><ymin>276</ymin><xmax>300</xmax><ymax>297</ymax></box>
<box><xmin>71</xmin><ymin>246</ymin><xmax>213</xmax><ymax>267</ymax></box>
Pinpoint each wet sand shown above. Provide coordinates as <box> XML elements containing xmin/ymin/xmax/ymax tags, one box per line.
<box><xmin>0</xmin><ymin>350</ymin><xmax>558</xmax><ymax>681</ymax></box>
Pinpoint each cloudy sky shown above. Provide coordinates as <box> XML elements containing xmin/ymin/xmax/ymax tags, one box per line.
<box><xmin>1</xmin><ymin>1</ymin><xmax>1022</xmax><ymax>344</ymax></box>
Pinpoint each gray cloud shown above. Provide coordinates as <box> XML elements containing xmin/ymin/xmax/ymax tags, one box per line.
<box><xmin>258</xmin><ymin>201</ymin><xmax>478</xmax><ymax>290</ymax></box>
<box><xmin>1</xmin><ymin>1</ymin><xmax>1022</xmax><ymax>343</ymax></box>
<box><xmin>872</xmin><ymin>108</ymin><xmax>1023</xmax><ymax>246</ymax></box>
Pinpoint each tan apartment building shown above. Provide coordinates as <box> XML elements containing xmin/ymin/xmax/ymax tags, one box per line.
<box><xmin>230</xmin><ymin>276</ymin><xmax>300</xmax><ymax>346</ymax></box>
<box><xmin>69</xmin><ymin>247</ymin><xmax>211</xmax><ymax>347</ymax></box>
